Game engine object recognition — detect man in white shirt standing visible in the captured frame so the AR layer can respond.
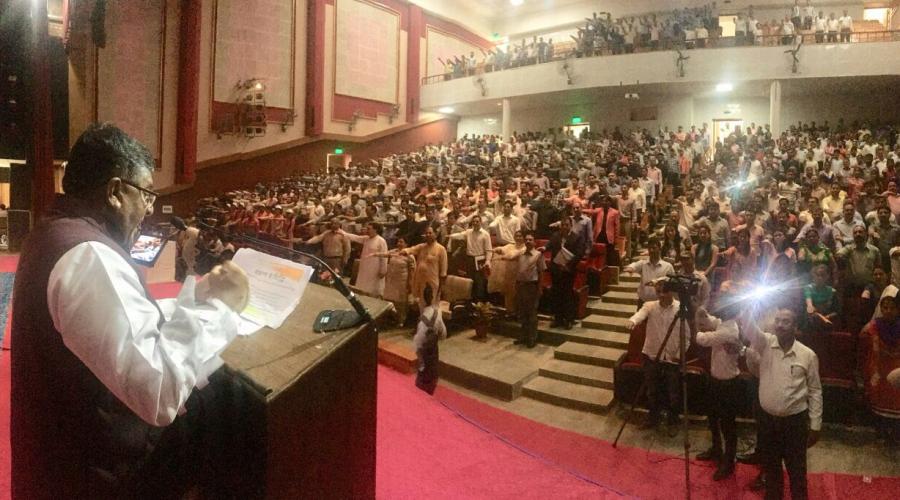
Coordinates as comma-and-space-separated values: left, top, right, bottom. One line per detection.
489, 200, 522, 246
12, 124, 250, 497
449, 214, 492, 300
627, 281, 690, 433
826, 12, 840, 42
623, 237, 675, 309
693, 301, 742, 481
838, 9, 853, 42
741, 306, 823, 500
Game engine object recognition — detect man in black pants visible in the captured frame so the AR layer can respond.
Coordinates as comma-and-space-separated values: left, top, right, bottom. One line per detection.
514, 232, 546, 347
741, 308, 823, 500
627, 281, 690, 434
693, 299, 743, 480
547, 217, 584, 329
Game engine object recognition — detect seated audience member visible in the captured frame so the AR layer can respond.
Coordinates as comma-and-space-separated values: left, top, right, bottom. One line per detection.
660, 222, 685, 263
691, 224, 719, 280
862, 266, 890, 319
802, 264, 839, 354
796, 227, 835, 284
860, 291, 900, 442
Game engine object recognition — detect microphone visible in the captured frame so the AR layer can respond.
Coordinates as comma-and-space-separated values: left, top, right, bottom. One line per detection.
195, 220, 373, 328
171, 216, 188, 232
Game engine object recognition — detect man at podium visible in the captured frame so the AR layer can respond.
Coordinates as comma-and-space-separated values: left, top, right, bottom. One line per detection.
11, 123, 251, 497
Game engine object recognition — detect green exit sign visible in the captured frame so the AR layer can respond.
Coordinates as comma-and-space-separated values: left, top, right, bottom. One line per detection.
571, 116, 583, 124
334, 148, 344, 154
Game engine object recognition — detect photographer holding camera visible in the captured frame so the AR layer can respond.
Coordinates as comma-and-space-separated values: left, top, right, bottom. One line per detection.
626, 278, 692, 434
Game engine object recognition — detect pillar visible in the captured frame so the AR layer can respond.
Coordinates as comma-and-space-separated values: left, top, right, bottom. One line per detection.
501, 98, 511, 140
175, 0, 201, 185
769, 80, 782, 136
27, 0, 56, 217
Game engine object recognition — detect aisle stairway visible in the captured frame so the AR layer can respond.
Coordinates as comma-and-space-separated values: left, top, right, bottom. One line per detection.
520, 272, 640, 412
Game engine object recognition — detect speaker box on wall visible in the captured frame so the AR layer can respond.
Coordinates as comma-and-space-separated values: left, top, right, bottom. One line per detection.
9, 161, 32, 210
7, 209, 32, 252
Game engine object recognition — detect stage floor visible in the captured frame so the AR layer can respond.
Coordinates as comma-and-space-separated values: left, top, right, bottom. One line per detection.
378, 326, 900, 480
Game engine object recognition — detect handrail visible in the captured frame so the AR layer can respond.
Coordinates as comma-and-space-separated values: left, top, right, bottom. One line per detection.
421, 29, 900, 86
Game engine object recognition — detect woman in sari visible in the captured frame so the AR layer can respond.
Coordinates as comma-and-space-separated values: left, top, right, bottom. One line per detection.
489, 230, 526, 315
722, 227, 760, 284
861, 291, 900, 442
378, 237, 416, 327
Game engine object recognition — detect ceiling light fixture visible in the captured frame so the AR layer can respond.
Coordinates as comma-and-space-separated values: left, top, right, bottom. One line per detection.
715, 82, 734, 92
438, 106, 455, 114
510, 0, 524, 6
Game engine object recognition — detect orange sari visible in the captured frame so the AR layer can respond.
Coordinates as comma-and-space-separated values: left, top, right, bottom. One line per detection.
861, 320, 900, 418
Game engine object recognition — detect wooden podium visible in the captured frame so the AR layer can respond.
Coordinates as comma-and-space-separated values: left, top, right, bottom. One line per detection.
219, 283, 391, 499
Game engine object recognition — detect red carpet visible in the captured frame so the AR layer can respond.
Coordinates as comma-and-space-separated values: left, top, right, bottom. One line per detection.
1, 266, 898, 498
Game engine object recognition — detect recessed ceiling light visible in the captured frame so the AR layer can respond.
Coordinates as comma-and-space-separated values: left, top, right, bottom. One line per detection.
510, 0, 524, 6
438, 106, 455, 114
715, 83, 734, 92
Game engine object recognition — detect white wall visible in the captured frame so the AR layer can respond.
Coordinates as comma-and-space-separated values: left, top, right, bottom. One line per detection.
458, 115, 503, 137
422, 41, 900, 109
456, 92, 899, 138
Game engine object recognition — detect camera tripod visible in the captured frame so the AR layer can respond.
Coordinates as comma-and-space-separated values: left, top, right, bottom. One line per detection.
613, 295, 695, 500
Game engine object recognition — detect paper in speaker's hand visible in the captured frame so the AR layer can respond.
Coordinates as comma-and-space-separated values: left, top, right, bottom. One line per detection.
231, 248, 314, 331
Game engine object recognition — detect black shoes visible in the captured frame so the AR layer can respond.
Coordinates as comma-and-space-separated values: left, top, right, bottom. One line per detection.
513, 339, 525, 345
696, 448, 721, 462
713, 463, 735, 481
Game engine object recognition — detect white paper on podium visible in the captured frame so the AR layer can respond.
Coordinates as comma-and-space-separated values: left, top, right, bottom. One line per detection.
231, 248, 314, 333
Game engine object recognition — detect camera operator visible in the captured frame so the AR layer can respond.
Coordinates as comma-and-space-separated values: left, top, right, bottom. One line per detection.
692, 298, 743, 481
626, 279, 691, 434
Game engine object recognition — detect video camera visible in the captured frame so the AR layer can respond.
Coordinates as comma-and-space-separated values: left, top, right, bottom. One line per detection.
661, 273, 701, 297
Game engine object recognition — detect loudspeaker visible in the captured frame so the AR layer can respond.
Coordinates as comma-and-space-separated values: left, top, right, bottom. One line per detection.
7, 209, 32, 251
9, 161, 31, 210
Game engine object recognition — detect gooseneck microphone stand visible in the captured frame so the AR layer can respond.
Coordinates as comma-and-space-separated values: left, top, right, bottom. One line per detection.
196, 220, 373, 327
612, 294, 694, 500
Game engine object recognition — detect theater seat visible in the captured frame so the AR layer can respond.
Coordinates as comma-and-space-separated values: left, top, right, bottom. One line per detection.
439, 275, 473, 325
821, 330, 856, 424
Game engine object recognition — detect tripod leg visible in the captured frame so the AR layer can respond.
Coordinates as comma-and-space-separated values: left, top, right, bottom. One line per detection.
613, 313, 682, 448
680, 319, 692, 500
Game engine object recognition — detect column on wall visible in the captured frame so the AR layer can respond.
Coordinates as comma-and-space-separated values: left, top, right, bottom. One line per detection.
306, 0, 326, 136
175, 0, 201, 185
501, 98, 511, 140
407, 4, 423, 124
769, 80, 782, 136
29, 0, 56, 216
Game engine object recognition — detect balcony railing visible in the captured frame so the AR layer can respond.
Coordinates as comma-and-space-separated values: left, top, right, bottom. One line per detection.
421, 29, 900, 86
